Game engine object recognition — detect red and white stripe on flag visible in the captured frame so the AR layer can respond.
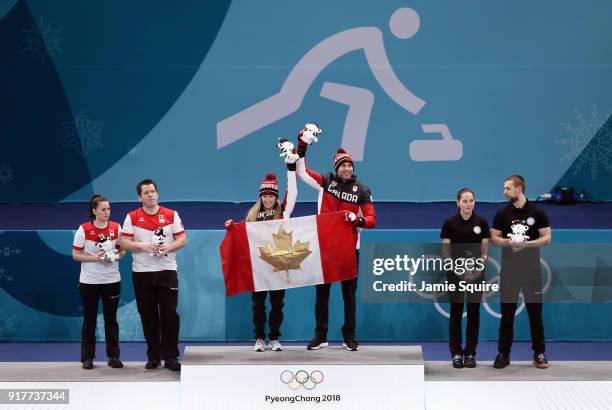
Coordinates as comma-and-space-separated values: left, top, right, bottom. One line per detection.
220, 212, 357, 296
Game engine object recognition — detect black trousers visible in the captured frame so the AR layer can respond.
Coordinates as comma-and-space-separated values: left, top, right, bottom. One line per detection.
79, 281, 121, 362
448, 289, 482, 357
251, 290, 285, 340
133, 270, 180, 361
314, 250, 359, 341
498, 271, 545, 355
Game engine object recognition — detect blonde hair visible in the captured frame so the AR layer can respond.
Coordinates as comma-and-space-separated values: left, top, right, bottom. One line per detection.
245, 198, 283, 222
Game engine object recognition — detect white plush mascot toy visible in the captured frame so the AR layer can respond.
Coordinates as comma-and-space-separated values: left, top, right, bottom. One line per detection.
96, 234, 118, 263
507, 223, 530, 244
298, 123, 322, 145
151, 228, 167, 257
276, 138, 299, 164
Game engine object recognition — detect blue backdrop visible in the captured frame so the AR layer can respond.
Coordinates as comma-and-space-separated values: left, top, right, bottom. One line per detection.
1, 0, 611, 202
1, 229, 611, 342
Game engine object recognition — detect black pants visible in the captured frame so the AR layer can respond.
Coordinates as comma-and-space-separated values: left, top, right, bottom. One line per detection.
498, 272, 545, 355
251, 290, 285, 340
79, 281, 121, 362
448, 287, 482, 357
314, 250, 359, 341
133, 270, 180, 361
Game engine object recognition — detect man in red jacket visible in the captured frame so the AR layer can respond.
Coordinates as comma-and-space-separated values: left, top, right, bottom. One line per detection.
296, 124, 376, 351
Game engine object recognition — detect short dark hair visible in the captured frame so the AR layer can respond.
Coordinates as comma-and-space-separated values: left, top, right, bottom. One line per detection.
89, 194, 109, 219
505, 175, 526, 192
456, 188, 475, 201
136, 179, 158, 196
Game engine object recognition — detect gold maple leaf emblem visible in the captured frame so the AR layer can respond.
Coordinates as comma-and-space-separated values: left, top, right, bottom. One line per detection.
259, 225, 312, 284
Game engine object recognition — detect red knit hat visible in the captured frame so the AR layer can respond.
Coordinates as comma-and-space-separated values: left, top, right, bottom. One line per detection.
259, 173, 279, 197
333, 148, 354, 172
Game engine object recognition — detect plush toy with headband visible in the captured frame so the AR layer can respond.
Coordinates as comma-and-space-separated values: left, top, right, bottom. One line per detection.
277, 138, 299, 164
298, 123, 322, 145
507, 223, 530, 244
151, 228, 168, 257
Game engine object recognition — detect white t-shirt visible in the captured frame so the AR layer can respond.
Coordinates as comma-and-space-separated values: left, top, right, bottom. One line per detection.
72, 221, 122, 284
122, 206, 185, 272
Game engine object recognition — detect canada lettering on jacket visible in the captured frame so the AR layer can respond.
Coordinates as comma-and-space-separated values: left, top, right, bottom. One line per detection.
327, 185, 358, 203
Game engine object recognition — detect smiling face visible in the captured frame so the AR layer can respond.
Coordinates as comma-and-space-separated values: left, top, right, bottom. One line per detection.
261, 195, 277, 210
337, 162, 354, 181
139, 184, 159, 209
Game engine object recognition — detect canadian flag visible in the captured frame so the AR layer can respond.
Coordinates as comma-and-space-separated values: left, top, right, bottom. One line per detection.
220, 212, 357, 296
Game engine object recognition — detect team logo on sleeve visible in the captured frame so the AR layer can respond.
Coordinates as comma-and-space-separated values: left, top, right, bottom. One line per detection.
473, 226, 482, 234
526, 217, 535, 226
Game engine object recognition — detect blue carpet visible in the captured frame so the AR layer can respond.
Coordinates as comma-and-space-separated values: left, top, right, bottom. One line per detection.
1, 341, 611, 362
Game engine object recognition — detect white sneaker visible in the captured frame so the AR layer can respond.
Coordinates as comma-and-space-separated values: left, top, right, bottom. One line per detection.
253, 339, 265, 352
269, 340, 283, 351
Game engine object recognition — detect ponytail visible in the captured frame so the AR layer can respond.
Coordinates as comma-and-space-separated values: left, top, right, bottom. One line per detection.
89, 194, 109, 219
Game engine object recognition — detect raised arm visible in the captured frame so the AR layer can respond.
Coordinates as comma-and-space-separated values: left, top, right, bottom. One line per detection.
276, 138, 300, 219
295, 124, 324, 190
282, 168, 298, 218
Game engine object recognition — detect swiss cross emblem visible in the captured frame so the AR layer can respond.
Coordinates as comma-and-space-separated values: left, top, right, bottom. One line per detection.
158, 214, 166, 223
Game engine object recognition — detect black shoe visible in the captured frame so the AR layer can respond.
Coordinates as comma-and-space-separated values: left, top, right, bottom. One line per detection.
145, 360, 161, 370
452, 355, 464, 369
82, 359, 94, 370
107, 357, 123, 368
342, 339, 359, 351
493, 353, 510, 369
463, 354, 477, 368
164, 359, 181, 372
307, 335, 328, 350
533, 352, 549, 369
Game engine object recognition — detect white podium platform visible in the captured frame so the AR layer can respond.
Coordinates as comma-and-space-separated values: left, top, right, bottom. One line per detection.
2, 354, 612, 409
180, 345, 425, 410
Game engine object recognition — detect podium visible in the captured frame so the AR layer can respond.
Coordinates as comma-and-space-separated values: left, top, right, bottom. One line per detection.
181, 345, 424, 410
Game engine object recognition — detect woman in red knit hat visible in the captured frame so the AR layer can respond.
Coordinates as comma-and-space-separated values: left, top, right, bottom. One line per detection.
226, 140, 298, 352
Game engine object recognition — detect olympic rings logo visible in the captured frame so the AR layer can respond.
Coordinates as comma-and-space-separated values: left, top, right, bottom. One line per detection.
409, 255, 552, 319
280, 370, 324, 390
